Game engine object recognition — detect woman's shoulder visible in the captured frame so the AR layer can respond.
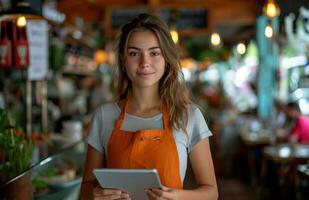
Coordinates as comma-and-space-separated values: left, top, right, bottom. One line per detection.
187, 103, 202, 115
104, 101, 120, 110
94, 101, 121, 116
187, 103, 208, 125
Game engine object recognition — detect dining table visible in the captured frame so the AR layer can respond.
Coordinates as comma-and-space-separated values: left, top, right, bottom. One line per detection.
298, 164, 309, 180
262, 143, 309, 199
239, 130, 271, 188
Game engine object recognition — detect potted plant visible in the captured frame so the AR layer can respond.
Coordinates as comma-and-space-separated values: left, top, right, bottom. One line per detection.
0, 108, 34, 199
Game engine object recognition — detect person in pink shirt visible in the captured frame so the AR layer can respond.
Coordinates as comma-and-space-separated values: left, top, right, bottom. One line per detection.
285, 102, 309, 143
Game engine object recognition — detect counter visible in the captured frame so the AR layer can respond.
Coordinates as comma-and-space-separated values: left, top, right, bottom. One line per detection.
0, 140, 86, 199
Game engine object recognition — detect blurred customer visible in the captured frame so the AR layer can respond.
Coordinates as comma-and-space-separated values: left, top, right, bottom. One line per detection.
277, 102, 309, 143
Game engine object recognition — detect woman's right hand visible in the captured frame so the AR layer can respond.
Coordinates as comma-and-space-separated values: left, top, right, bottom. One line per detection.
93, 186, 131, 200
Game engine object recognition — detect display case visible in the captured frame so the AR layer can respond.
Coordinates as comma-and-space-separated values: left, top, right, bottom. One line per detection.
0, 140, 86, 200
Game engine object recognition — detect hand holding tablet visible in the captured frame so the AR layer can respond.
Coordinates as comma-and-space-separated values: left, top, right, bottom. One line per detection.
93, 169, 162, 200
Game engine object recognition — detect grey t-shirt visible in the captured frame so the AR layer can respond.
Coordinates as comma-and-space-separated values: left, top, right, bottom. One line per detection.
87, 102, 212, 182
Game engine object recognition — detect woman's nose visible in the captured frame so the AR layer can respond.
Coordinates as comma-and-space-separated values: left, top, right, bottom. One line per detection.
140, 54, 150, 68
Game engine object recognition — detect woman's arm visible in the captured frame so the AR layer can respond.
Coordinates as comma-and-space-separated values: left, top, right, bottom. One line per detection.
183, 138, 218, 199
80, 145, 105, 199
147, 138, 218, 200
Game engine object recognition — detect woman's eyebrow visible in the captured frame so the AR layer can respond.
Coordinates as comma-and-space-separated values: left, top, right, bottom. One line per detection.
127, 47, 139, 50
127, 46, 160, 50
148, 47, 160, 50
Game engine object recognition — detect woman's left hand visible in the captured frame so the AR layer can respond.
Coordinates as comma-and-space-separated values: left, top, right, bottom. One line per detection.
145, 186, 180, 200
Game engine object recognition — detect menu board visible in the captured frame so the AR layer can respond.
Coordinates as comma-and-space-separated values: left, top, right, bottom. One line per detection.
159, 8, 208, 29
111, 8, 148, 28
26, 20, 48, 81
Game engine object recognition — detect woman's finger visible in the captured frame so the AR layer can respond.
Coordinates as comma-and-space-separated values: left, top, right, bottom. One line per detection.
93, 193, 130, 200
145, 189, 161, 200
150, 189, 164, 197
93, 187, 122, 196
151, 188, 177, 200
93, 186, 131, 199
161, 186, 172, 192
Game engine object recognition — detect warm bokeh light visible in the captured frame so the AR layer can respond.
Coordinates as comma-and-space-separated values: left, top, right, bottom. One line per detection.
210, 32, 221, 47
180, 58, 195, 69
263, 0, 280, 19
17, 16, 27, 27
265, 25, 273, 38
94, 49, 107, 64
237, 43, 246, 55
170, 29, 179, 44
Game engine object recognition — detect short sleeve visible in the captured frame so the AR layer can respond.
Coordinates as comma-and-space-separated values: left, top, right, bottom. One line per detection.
86, 107, 104, 153
188, 106, 212, 153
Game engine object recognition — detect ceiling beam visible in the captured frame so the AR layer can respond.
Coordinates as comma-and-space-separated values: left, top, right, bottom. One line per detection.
58, 0, 90, 11
57, 0, 260, 39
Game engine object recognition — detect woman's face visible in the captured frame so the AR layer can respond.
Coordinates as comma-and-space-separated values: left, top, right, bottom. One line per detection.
124, 30, 165, 90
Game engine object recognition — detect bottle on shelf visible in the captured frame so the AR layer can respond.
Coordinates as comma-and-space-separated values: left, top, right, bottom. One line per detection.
0, 21, 12, 68
12, 23, 29, 68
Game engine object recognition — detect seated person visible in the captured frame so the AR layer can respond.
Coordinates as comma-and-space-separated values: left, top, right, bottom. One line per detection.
277, 102, 309, 143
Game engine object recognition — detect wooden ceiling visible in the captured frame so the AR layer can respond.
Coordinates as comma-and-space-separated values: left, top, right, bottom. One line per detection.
57, 0, 262, 43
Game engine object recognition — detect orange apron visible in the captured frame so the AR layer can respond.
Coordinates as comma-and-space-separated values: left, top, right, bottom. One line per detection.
107, 99, 182, 189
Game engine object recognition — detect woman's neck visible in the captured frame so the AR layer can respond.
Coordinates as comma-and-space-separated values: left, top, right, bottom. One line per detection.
127, 88, 161, 117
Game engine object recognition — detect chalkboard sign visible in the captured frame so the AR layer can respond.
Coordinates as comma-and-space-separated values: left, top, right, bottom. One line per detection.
111, 8, 208, 30
159, 8, 208, 29
111, 7, 148, 28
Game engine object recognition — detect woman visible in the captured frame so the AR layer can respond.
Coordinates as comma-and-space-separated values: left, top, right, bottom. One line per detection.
80, 13, 218, 200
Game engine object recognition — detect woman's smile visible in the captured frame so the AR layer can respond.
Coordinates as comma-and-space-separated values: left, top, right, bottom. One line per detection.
136, 71, 155, 77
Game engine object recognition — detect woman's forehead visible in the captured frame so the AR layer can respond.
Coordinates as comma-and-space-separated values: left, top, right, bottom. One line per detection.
126, 31, 160, 49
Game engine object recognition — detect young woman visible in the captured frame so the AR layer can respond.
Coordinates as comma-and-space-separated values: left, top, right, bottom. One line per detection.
80, 13, 218, 200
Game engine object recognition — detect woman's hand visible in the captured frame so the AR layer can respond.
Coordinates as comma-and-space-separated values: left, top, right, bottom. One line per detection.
93, 186, 131, 200
145, 186, 180, 200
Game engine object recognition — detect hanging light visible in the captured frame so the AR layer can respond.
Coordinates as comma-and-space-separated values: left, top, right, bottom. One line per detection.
236, 42, 246, 55
17, 16, 27, 27
265, 25, 273, 38
210, 32, 221, 47
170, 28, 179, 44
263, 0, 280, 19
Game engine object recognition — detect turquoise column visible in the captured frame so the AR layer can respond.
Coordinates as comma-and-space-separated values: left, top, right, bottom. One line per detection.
257, 15, 279, 120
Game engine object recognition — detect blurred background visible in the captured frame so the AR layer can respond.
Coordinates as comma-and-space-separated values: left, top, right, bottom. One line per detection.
1, 0, 309, 199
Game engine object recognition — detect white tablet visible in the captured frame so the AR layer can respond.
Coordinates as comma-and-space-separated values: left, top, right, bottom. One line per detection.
93, 168, 162, 200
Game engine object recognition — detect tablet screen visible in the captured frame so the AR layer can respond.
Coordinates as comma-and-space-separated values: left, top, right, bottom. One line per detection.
93, 168, 162, 199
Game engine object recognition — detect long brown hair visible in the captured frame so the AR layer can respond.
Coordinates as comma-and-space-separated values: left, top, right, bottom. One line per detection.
115, 13, 191, 132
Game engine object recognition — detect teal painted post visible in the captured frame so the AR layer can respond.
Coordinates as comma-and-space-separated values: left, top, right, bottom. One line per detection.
257, 15, 279, 121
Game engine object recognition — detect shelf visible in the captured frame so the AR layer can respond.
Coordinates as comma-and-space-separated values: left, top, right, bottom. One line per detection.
61, 68, 96, 76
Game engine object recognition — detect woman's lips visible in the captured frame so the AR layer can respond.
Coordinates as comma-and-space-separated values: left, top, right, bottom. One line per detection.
137, 72, 155, 76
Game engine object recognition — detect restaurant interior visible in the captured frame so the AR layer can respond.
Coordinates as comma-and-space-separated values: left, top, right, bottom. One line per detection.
0, 0, 309, 199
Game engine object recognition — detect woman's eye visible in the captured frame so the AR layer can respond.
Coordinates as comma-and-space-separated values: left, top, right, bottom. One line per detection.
128, 51, 139, 57
150, 51, 161, 56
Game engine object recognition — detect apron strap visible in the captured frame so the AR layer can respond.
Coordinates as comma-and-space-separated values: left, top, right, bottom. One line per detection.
162, 102, 172, 131
115, 97, 172, 132
114, 98, 129, 130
